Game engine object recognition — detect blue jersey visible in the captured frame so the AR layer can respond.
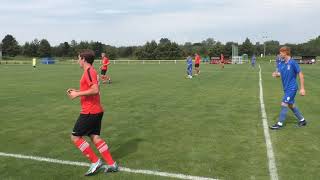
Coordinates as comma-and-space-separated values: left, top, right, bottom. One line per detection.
251, 56, 256, 63
277, 59, 301, 91
187, 57, 193, 67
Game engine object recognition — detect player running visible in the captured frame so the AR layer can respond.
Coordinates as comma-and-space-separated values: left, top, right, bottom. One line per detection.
186, 56, 193, 79
67, 49, 118, 175
194, 53, 201, 75
270, 46, 307, 130
220, 54, 225, 69
100, 53, 112, 84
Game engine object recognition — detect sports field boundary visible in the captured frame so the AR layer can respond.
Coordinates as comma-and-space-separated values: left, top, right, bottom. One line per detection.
0, 152, 218, 180
258, 65, 279, 180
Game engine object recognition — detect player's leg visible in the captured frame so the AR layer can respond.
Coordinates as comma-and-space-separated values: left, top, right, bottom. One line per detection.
101, 70, 107, 83
71, 114, 103, 176
89, 113, 118, 173
187, 66, 192, 78
270, 101, 289, 130
195, 64, 199, 75
288, 104, 307, 127
271, 90, 300, 130
91, 135, 118, 173
105, 71, 112, 84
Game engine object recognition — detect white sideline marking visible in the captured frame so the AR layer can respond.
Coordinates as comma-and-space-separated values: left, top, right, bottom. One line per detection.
0, 152, 218, 180
258, 65, 279, 180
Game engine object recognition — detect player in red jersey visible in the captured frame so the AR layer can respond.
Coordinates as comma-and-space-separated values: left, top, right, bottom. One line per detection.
67, 49, 118, 176
100, 53, 112, 84
194, 53, 201, 75
220, 54, 225, 69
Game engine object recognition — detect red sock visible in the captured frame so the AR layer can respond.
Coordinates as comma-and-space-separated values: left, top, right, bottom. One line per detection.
74, 138, 99, 163
95, 140, 115, 165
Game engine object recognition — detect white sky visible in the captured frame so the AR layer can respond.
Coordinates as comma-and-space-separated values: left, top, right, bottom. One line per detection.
0, 0, 320, 46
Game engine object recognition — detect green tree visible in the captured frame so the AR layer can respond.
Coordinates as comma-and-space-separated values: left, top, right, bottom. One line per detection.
105, 45, 118, 59
240, 38, 254, 56
224, 42, 235, 56
91, 41, 104, 58
209, 42, 225, 57
38, 39, 51, 57
62, 42, 70, 57
30, 39, 40, 57
1, 34, 20, 57
265, 40, 280, 55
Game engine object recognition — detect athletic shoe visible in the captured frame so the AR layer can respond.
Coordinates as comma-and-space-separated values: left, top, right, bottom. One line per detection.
84, 159, 104, 176
270, 123, 283, 130
297, 120, 307, 127
104, 162, 119, 174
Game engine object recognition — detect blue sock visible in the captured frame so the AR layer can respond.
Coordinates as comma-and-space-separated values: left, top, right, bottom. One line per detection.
291, 107, 304, 121
278, 106, 289, 125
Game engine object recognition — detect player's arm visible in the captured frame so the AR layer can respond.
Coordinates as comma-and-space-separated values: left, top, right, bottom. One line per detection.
101, 61, 111, 68
68, 84, 99, 99
298, 72, 305, 96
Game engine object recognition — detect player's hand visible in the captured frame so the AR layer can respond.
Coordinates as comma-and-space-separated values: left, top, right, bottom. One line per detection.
68, 90, 79, 99
299, 88, 306, 96
67, 88, 78, 99
67, 88, 76, 94
272, 72, 280, 78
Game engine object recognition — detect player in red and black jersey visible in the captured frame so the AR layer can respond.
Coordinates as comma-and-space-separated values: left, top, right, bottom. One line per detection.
67, 49, 118, 176
100, 53, 112, 84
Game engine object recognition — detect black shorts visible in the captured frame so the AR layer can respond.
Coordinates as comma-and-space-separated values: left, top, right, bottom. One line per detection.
101, 70, 107, 75
72, 112, 103, 136
195, 64, 200, 68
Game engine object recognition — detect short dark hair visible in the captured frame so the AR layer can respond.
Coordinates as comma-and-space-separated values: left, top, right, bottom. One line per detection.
79, 49, 95, 65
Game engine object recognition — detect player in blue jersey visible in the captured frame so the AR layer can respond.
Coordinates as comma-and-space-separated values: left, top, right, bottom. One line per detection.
270, 46, 307, 130
186, 56, 193, 79
251, 55, 256, 68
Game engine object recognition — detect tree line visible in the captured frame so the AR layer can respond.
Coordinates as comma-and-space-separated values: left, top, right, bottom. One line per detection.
1, 34, 320, 60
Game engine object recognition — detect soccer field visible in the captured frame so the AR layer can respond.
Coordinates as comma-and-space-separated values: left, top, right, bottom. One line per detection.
0, 62, 319, 180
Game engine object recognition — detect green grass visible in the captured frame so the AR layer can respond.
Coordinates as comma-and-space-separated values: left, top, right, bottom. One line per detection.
0, 62, 319, 180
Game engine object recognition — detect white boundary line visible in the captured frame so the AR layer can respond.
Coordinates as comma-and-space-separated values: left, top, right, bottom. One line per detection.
0, 152, 218, 180
258, 65, 279, 180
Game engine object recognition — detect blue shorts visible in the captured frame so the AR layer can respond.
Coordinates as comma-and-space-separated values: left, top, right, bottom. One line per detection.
282, 90, 297, 104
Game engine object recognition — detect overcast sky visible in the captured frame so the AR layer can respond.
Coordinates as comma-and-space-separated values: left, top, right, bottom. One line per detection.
1, 0, 320, 46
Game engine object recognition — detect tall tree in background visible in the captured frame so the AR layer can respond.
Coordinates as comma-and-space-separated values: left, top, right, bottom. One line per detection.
240, 38, 254, 55
92, 41, 104, 58
1, 34, 20, 57
265, 40, 280, 55
38, 39, 51, 57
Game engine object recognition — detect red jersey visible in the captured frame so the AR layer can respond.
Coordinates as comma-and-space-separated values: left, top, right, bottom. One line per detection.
101, 57, 110, 70
195, 55, 201, 64
220, 54, 224, 63
80, 66, 103, 114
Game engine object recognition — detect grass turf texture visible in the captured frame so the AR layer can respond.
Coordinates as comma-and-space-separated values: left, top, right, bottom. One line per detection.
0, 62, 319, 180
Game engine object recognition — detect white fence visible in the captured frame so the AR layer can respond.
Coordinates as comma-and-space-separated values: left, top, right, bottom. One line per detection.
0, 59, 188, 65
52, 60, 187, 65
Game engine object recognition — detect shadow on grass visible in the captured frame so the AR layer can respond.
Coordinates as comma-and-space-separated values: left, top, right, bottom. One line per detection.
112, 138, 144, 159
